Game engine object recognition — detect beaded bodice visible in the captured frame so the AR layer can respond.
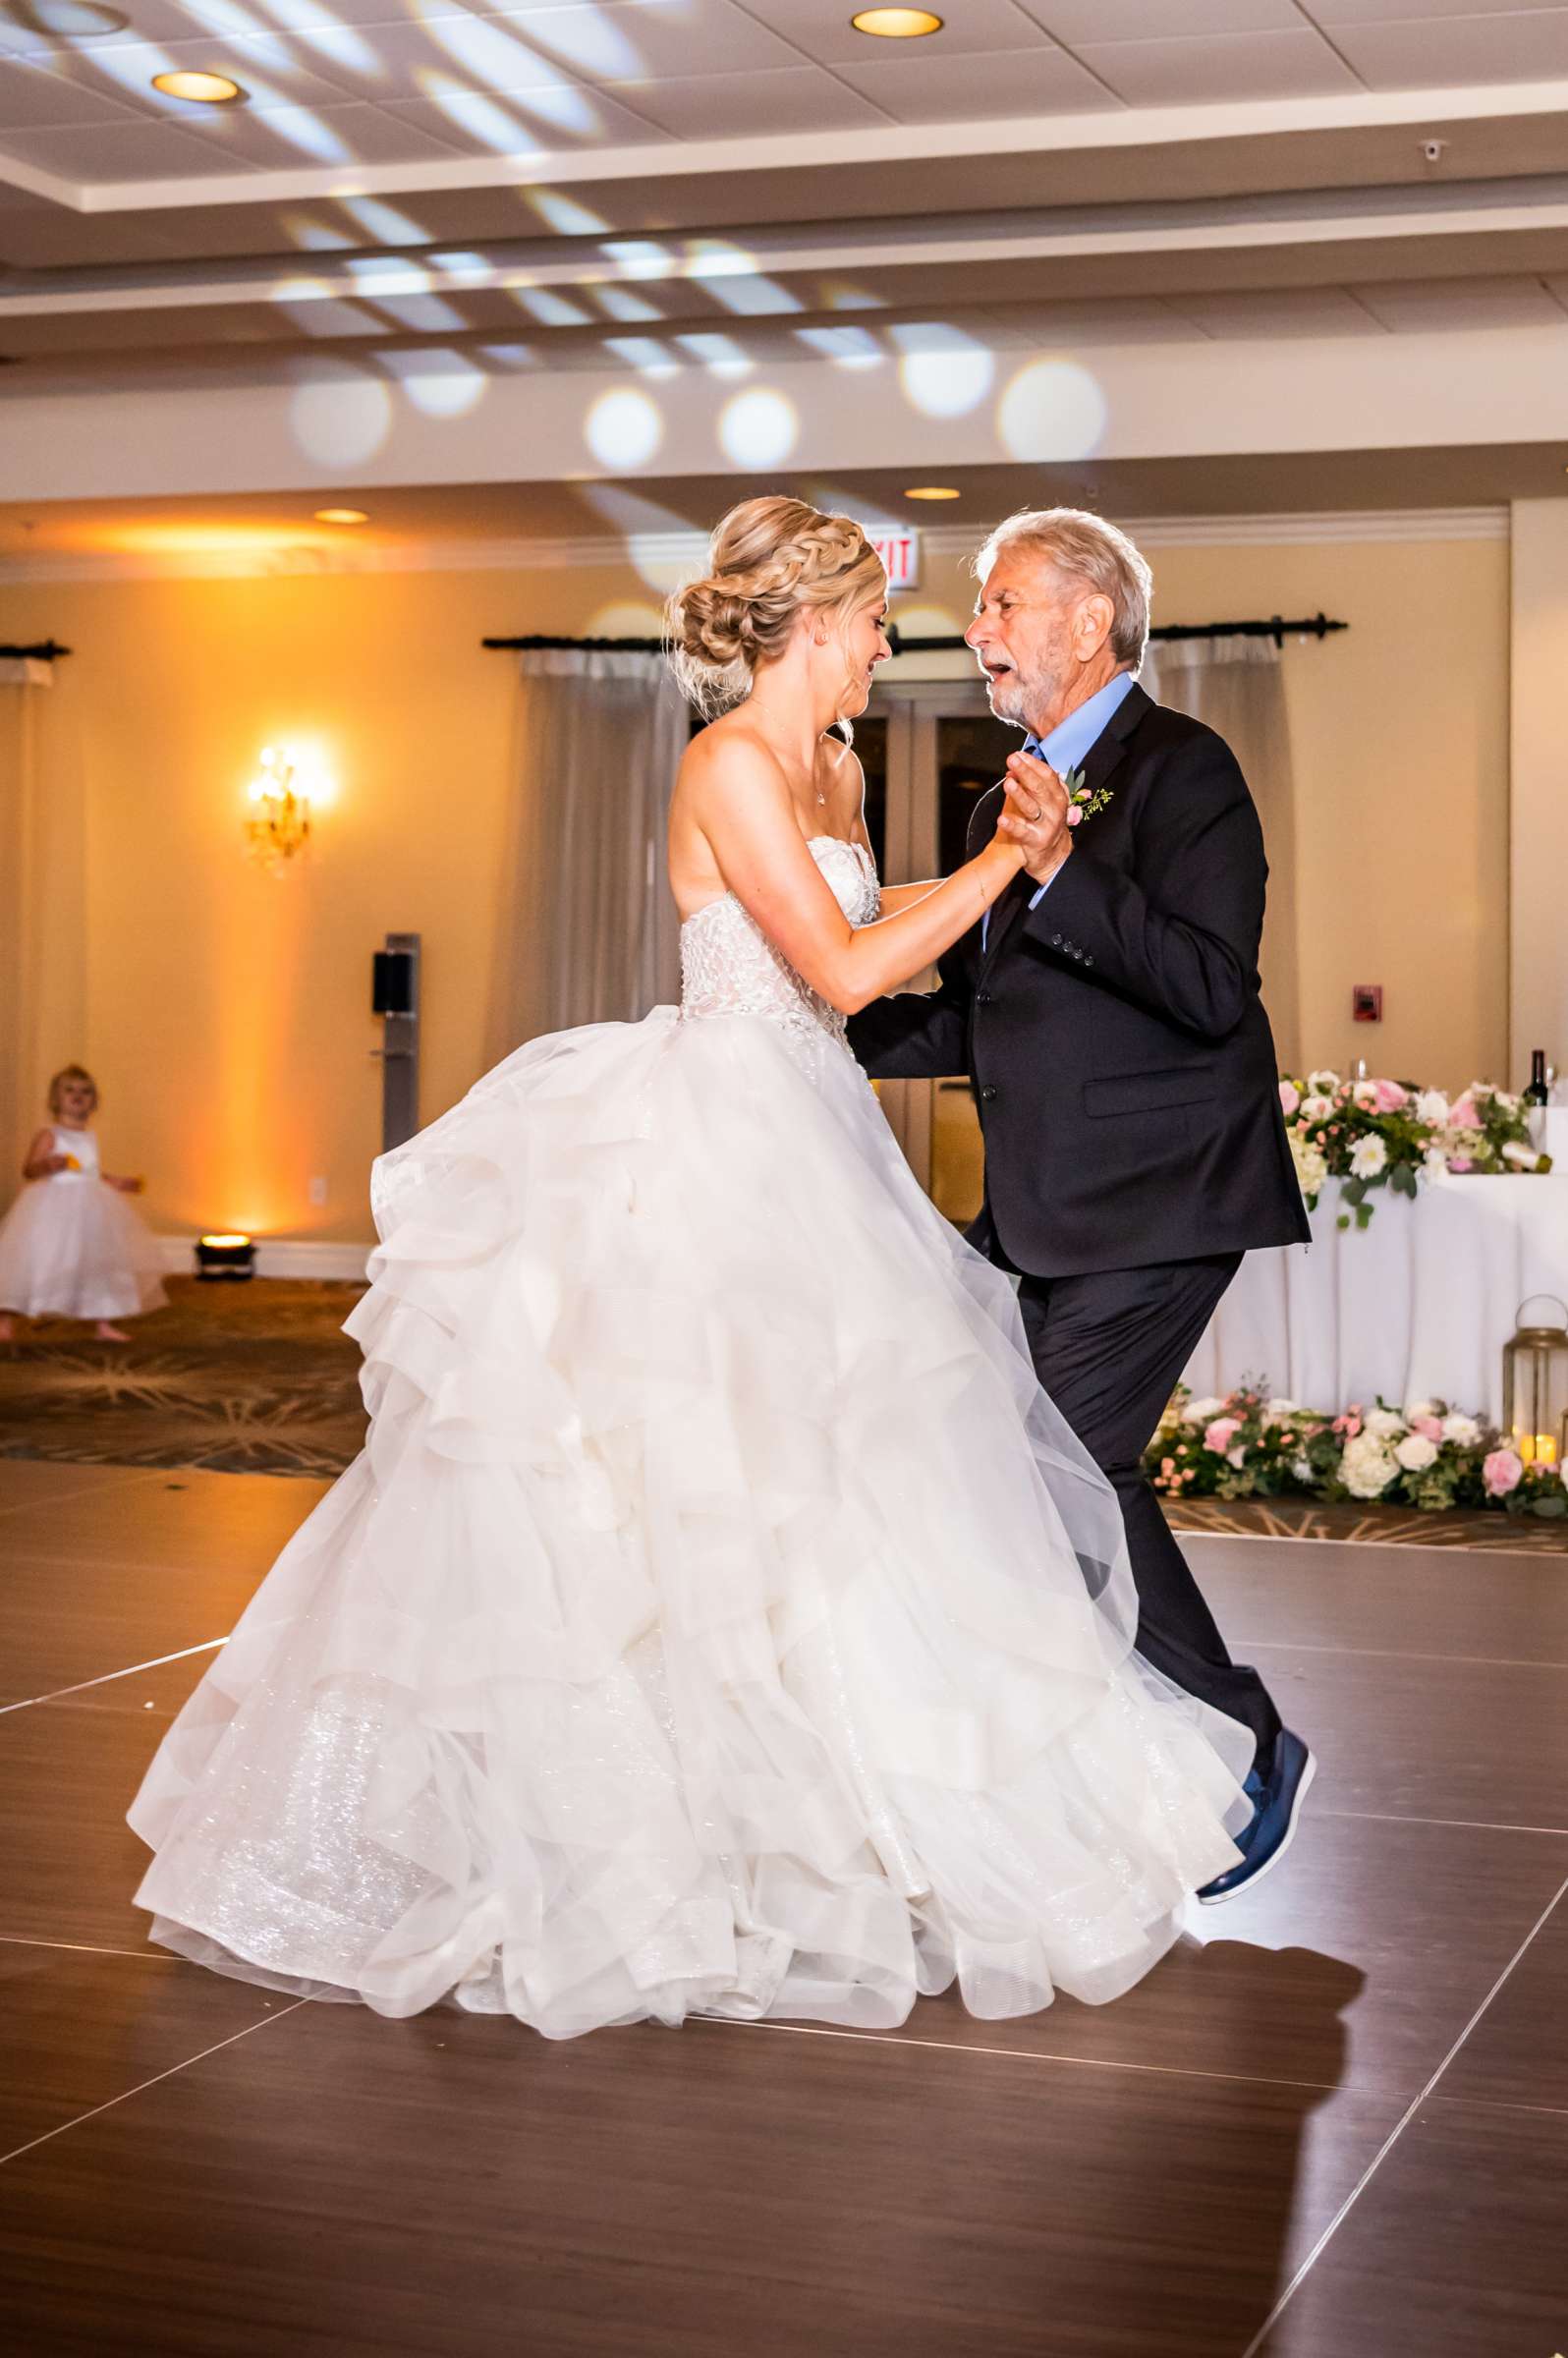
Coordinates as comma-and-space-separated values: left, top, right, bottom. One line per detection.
679, 836, 879, 1068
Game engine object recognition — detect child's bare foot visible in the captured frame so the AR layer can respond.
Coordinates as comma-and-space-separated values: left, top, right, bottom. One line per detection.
93, 1321, 132, 1343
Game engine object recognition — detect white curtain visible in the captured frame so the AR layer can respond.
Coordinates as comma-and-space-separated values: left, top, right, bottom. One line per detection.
0, 659, 83, 1213
1145, 636, 1302, 1072
485, 648, 689, 1063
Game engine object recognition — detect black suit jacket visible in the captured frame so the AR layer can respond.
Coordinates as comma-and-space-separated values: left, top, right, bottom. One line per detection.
848, 681, 1310, 1278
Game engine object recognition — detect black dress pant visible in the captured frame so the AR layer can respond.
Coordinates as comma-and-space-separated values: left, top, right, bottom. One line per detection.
1016, 1252, 1283, 1774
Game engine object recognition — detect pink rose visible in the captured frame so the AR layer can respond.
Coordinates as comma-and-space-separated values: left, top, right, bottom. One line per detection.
1278, 1079, 1301, 1117
1333, 1411, 1363, 1438
1373, 1079, 1409, 1113
1204, 1417, 1242, 1453
1448, 1094, 1479, 1130
1065, 804, 1083, 828
1412, 1415, 1443, 1442
1484, 1448, 1524, 1497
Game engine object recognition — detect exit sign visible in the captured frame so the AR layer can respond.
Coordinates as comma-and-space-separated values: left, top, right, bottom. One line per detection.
867, 528, 920, 591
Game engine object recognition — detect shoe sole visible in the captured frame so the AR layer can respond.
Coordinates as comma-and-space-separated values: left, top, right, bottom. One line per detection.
1197, 1748, 1317, 1907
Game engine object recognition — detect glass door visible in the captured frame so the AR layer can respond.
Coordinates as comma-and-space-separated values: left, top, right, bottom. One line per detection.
860, 683, 1021, 1221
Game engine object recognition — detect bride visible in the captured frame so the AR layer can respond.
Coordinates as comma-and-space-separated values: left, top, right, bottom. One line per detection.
130, 496, 1251, 2038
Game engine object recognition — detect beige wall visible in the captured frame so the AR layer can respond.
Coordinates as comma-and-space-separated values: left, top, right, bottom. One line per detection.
0, 563, 663, 1242
1509, 501, 1568, 1083
0, 526, 1511, 1246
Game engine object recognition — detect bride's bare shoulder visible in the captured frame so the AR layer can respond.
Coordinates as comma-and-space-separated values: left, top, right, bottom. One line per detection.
679, 713, 790, 809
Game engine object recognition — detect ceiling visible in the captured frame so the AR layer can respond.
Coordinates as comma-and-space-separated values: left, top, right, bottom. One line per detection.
1, 0, 1566, 524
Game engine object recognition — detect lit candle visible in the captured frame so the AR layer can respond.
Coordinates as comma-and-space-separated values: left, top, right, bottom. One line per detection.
1537, 1434, 1557, 1467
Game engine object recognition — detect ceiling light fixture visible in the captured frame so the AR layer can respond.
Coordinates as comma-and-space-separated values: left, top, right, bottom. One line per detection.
0, 1, 129, 37
851, 8, 943, 35
151, 68, 245, 103
904, 484, 961, 501
313, 507, 368, 525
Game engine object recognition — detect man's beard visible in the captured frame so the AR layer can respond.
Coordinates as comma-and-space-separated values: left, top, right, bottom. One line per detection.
987, 655, 1069, 731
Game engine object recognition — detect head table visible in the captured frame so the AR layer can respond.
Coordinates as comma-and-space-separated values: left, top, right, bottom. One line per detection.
1183, 1168, 1568, 1426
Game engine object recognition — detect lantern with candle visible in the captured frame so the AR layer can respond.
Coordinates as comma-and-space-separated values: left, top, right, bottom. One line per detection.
1501, 1296, 1568, 1467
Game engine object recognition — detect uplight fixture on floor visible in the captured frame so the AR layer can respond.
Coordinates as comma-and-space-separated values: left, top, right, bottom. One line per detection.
195, 1233, 255, 1281
245, 746, 310, 870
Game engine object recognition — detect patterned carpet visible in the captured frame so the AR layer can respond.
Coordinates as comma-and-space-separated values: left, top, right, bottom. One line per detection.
4, 1278, 1567, 1551
0, 1277, 367, 1478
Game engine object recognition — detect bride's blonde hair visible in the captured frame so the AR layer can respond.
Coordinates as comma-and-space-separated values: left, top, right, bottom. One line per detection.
664, 495, 886, 719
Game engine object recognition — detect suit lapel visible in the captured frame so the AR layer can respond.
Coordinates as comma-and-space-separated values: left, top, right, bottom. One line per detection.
980, 680, 1151, 977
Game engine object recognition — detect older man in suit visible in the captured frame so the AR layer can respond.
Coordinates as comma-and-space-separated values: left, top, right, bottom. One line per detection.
849, 508, 1313, 1902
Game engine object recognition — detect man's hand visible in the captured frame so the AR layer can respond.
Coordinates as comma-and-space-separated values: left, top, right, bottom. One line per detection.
995, 751, 1072, 887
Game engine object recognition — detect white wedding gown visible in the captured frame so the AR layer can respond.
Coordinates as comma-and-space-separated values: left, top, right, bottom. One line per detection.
130, 836, 1250, 2037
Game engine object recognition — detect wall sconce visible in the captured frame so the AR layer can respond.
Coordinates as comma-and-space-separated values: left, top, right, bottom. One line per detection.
246, 746, 311, 870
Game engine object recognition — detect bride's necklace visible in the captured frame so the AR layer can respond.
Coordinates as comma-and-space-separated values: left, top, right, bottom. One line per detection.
750, 713, 829, 808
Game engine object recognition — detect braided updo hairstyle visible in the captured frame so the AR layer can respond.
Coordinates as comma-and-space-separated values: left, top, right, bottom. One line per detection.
664, 496, 886, 718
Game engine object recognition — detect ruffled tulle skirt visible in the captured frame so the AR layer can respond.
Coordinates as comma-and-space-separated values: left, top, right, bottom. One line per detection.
130, 1010, 1249, 2037
0, 1175, 167, 1320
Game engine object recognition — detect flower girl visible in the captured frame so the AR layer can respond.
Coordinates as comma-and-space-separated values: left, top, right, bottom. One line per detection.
0, 1065, 167, 1342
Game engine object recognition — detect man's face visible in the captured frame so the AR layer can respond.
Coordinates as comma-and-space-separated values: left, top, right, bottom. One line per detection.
965, 555, 1079, 731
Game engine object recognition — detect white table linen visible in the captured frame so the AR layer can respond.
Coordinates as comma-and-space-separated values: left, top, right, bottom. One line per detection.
1184, 1173, 1568, 1423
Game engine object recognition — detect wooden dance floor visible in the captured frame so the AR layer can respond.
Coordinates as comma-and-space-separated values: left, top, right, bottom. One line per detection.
2, 1457, 1565, 2356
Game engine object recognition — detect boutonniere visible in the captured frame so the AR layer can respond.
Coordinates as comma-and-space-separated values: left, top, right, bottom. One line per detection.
1063, 765, 1113, 831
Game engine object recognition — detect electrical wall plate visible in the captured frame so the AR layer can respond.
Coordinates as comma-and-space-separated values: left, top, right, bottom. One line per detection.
1352, 984, 1383, 1023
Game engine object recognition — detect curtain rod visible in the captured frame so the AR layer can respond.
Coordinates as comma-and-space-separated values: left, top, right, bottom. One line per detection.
0, 640, 71, 660
483, 614, 1348, 655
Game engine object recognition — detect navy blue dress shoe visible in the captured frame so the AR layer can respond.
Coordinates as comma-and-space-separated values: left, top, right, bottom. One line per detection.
1197, 1728, 1316, 1905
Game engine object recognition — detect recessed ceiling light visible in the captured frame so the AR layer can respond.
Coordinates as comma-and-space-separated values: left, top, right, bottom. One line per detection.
851, 8, 943, 36
904, 485, 961, 501
313, 507, 369, 525
0, 1, 129, 37
151, 68, 245, 103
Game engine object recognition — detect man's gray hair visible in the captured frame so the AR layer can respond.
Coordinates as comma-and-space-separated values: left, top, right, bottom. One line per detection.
972, 507, 1152, 672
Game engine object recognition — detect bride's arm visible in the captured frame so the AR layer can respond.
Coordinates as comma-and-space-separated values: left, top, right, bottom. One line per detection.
691, 737, 1024, 1017
873, 879, 944, 916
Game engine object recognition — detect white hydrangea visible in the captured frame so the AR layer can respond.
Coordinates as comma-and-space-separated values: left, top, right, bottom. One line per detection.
1183, 1396, 1227, 1424
1395, 1432, 1439, 1472
1415, 1090, 1450, 1127
1365, 1407, 1407, 1437
1300, 1094, 1335, 1124
1352, 1082, 1380, 1111
1349, 1135, 1389, 1179
1226, 1444, 1247, 1469
1263, 1398, 1301, 1425
1341, 1431, 1398, 1498
1290, 1134, 1327, 1199
1290, 1455, 1313, 1482
1307, 1069, 1340, 1094
1441, 1413, 1481, 1445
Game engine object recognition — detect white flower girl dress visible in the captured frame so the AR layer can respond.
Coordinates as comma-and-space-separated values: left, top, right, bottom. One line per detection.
130, 836, 1249, 2038
0, 1124, 166, 1321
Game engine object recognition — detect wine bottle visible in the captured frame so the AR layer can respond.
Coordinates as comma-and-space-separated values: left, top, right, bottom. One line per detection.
1526, 1049, 1549, 1108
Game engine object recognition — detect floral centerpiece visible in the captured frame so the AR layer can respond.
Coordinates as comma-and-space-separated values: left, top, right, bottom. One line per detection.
1278, 1071, 1549, 1229
1149, 1384, 1567, 1517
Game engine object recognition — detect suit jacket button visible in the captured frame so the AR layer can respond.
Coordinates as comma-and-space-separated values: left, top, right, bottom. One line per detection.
980, 1084, 998, 1103
977, 989, 993, 1006
1085, 955, 1094, 968
1050, 933, 1064, 948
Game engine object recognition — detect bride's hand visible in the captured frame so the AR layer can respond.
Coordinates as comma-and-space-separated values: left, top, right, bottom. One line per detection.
996, 757, 1072, 886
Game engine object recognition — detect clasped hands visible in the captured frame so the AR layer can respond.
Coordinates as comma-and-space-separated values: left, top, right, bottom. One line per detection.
993, 748, 1073, 888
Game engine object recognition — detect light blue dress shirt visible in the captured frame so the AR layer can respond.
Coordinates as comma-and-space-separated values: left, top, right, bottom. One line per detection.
981, 667, 1138, 948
